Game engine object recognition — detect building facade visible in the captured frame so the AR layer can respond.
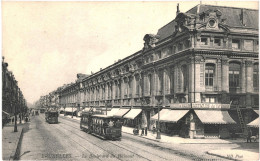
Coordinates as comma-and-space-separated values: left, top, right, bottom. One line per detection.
39, 4, 259, 138
2, 57, 28, 125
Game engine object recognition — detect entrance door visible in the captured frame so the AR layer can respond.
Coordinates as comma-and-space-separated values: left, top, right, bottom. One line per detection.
204, 124, 219, 137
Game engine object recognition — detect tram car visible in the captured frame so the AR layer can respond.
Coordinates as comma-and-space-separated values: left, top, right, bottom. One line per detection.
80, 112, 122, 140
45, 110, 59, 124
40, 108, 46, 113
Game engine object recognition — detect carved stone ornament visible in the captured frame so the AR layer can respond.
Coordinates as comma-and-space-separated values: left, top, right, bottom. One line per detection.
143, 34, 160, 50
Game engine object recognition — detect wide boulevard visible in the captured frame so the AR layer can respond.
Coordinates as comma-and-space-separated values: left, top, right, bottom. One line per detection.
19, 114, 227, 161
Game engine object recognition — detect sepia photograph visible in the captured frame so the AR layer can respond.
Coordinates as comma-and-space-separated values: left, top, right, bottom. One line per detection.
2, 1, 259, 160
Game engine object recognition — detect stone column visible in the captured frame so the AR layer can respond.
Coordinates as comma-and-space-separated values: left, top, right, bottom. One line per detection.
246, 60, 253, 107
217, 58, 222, 91
221, 57, 229, 104
221, 57, 229, 92
241, 60, 246, 93
194, 56, 203, 103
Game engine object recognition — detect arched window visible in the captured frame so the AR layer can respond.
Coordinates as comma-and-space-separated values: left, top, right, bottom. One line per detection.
253, 63, 259, 88
205, 64, 215, 87
229, 62, 241, 88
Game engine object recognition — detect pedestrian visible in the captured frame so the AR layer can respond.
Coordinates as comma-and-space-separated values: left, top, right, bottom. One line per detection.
108, 120, 114, 127
152, 126, 156, 134
247, 128, 252, 143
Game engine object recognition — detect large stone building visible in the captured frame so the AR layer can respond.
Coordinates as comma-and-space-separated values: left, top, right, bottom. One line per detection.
56, 4, 259, 138
2, 57, 28, 125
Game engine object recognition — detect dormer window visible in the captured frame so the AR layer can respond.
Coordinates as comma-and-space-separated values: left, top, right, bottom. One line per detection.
232, 39, 240, 50
201, 37, 208, 45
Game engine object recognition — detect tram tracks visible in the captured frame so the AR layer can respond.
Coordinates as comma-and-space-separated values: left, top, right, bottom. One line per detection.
58, 116, 209, 161
58, 116, 151, 161
58, 116, 187, 161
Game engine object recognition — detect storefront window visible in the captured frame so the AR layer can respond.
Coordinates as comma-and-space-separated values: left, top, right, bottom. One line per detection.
229, 62, 241, 88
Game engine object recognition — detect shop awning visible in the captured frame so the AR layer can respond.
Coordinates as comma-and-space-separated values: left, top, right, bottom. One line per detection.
160, 110, 189, 123
107, 108, 120, 116
151, 109, 171, 120
113, 108, 130, 117
2, 110, 12, 118
247, 117, 259, 128
254, 110, 259, 115
64, 107, 77, 112
82, 108, 90, 112
123, 109, 142, 119
195, 110, 236, 124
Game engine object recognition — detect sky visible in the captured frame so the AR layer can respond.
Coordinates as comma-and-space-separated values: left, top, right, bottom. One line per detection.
2, 1, 259, 104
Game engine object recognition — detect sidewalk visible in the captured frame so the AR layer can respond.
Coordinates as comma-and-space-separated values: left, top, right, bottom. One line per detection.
122, 126, 250, 144
122, 126, 259, 160
2, 122, 26, 160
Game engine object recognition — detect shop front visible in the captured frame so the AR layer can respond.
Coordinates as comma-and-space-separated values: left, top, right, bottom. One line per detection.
191, 110, 236, 138
123, 108, 142, 128
151, 109, 190, 137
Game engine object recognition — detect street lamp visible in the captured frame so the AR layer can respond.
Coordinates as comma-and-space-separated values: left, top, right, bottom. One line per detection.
156, 100, 162, 139
72, 105, 74, 118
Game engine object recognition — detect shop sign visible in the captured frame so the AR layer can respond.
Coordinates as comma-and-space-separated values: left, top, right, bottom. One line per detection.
170, 103, 191, 108
192, 103, 230, 109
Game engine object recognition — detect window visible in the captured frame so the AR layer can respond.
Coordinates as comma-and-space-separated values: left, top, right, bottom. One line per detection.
253, 63, 259, 88
181, 65, 188, 92
201, 37, 208, 45
214, 38, 221, 46
256, 41, 259, 51
229, 62, 241, 87
135, 76, 140, 96
158, 51, 161, 59
205, 96, 216, 103
178, 43, 183, 51
205, 64, 215, 87
173, 46, 176, 54
254, 96, 259, 105
184, 40, 190, 48
232, 39, 240, 49
244, 40, 253, 51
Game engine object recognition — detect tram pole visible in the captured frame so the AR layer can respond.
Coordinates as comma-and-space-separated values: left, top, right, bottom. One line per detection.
156, 101, 162, 139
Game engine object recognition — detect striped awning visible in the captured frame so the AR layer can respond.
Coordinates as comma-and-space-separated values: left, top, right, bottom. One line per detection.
195, 110, 236, 124
160, 110, 189, 123
124, 109, 142, 119
247, 117, 259, 128
113, 108, 130, 117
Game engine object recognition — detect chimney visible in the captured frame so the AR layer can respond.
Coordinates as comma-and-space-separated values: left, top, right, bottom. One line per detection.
176, 3, 180, 15
240, 9, 246, 26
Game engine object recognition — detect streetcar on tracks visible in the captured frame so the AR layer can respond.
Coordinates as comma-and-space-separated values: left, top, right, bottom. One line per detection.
80, 111, 122, 140
45, 110, 59, 124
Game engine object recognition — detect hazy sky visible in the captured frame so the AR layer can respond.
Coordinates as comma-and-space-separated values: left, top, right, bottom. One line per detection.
2, 1, 258, 104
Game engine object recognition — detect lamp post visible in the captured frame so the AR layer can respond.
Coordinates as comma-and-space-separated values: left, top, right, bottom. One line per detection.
156, 101, 162, 139
72, 105, 74, 118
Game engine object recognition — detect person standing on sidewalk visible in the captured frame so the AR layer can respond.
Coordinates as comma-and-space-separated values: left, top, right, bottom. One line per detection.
247, 128, 252, 143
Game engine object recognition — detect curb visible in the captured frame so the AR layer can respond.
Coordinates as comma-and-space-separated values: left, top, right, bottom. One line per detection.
122, 131, 162, 143
206, 151, 237, 161
9, 127, 24, 160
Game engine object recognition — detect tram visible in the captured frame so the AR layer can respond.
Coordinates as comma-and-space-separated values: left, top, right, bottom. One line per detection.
80, 112, 122, 140
40, 108, 46, 113
45, 110, 59, 124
